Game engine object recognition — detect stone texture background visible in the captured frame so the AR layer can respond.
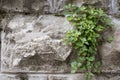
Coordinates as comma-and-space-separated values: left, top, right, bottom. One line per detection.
0, 0, 120, 80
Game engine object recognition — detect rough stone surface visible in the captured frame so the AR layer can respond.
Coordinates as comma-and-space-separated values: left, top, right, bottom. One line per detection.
99, 17, 120, 73
0, 0, 70, 13
0, 73, 120, 80
1, 15, 73, 73
0, 74, 19, 80
0, 0, 120, 80
96, 74, 120, 80
0, 0, 120, 16
48, 74, 85, 80
0, 73, 48, 80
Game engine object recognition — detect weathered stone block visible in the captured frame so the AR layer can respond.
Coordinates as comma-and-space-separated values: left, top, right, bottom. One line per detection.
0, 73, 120, 80
1, 0, 24, 12
0, 73, 48, 80
1, 15, 73, 73
48, 74, 85, 80
0, 74, 19, 80
28, 74, 47, 80
1, 0, 70, 13
97, 74, 120, 80
99, 18, 120, 73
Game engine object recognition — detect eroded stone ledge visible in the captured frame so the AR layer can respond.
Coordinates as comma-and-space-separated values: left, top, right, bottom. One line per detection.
0, 73, 120, 80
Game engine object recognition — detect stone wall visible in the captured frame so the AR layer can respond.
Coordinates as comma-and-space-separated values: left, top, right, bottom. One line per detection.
0, 0, 120, 80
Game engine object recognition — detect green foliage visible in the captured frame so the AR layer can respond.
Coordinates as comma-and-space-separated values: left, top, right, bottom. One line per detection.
107, 36, 114, 43
63, 4, 112, 80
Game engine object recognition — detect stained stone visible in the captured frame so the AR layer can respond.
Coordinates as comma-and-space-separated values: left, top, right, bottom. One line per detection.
0, 74, 19, 80
1, 15, 73, 73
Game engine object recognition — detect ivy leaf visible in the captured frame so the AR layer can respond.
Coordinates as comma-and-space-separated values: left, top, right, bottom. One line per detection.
71, 61, 78, 73
107, 36, 114, 43
85, 72, 94, 80
80, 6, 86, 11
88, 57, 95, 61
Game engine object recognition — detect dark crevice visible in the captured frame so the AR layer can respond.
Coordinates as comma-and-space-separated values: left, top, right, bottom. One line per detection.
16, 73, 28, 80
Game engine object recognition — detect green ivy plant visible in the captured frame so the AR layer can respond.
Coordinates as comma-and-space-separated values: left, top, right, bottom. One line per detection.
63, 4, 112, 80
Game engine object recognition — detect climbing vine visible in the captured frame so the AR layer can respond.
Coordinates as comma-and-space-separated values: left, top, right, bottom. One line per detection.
63, 4, 112, 80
